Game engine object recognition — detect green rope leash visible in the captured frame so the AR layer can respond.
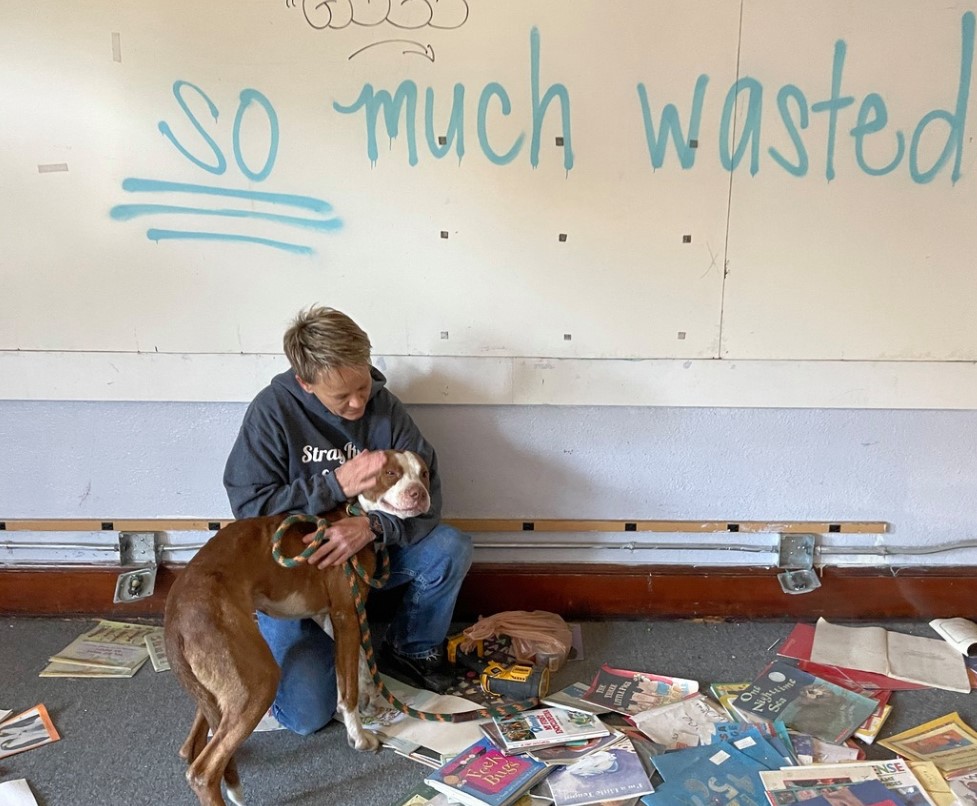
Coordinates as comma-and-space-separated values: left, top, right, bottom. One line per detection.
271, 513, 539, 723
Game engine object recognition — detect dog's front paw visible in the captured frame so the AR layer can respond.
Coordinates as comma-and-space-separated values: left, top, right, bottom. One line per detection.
350, 731, 381, 753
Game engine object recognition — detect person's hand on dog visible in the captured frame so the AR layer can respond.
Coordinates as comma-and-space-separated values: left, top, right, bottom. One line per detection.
334, 450, 386, 498
305, 516, 374, 568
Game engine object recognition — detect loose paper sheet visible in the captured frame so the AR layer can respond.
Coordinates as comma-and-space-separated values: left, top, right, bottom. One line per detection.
0, 780, 40, 806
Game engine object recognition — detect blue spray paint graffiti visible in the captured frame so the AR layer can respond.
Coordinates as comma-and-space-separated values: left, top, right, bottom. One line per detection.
112, 83, 342, 255
112, 14, 974, 255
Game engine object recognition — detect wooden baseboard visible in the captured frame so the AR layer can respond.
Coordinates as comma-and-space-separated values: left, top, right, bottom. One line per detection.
2, 564, 976, 620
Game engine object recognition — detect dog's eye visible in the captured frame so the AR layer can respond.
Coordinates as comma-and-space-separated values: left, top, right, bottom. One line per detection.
385, 469, 397, 476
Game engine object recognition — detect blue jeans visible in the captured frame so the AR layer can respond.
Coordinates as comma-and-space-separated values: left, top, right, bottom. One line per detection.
256, 523, 472, 735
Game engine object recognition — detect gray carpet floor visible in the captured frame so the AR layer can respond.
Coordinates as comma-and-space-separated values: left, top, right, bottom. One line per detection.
2, 617, 975, 806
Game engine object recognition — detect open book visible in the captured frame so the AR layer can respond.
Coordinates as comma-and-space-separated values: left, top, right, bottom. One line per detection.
810, 618, 970, 693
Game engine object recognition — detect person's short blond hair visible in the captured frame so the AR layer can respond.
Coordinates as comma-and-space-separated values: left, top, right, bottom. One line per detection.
283, 305, 371, 384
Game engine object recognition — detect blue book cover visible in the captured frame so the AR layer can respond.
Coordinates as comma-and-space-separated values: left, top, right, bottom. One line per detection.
734, 661, 878, 743
424, 736, 549, 806
646, 742, 768, 806
546, 736, 654, 806
728, 727, 792, 770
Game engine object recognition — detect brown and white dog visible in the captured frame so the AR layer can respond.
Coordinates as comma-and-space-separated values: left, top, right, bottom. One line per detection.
164, 450, 431, 806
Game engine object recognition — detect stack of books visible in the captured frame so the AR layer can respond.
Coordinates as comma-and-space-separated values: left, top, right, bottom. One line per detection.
39, 619, 166, 678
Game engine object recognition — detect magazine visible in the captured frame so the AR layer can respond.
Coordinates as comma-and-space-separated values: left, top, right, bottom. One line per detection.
423, 736, 551, 806
947, 769, 977, 806
545, 736, 654, 806
877, 712, 977, 775
491, 707, 609, 752
0, 705, 61, 760
45, 619, 156, 673
759, 758, 937, 806
734, 661, 878, 742
582, 664, 698, 716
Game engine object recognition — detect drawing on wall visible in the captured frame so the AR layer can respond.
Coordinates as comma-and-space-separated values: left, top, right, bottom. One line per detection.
110, 82, 342, 256
288, 0, 469, 33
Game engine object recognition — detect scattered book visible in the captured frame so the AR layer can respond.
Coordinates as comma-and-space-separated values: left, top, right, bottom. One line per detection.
0, 705, 61, 760
630, 692, 727, 749
528, 730, 624, 766
40, 619, 159, 677
878, 712, 977, 775
854, 690, 893, 744
490, 707, 609, 753
810, 618, 970, 694
424, 736, 550, 806
760, 757, 938, 806
778, 623, 923, 691
908, 762, 957, 806
644, 741, 766, 806
544, 736, 654, 806
581, 664, 697, 715
947, 769, 977, 806
542, 682, 612, 715
793, 780, 909, 806
145, 630, 170, 672
734, 660, 878, 742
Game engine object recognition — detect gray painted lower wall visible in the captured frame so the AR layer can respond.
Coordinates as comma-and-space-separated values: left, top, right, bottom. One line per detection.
1, 401, 975, 566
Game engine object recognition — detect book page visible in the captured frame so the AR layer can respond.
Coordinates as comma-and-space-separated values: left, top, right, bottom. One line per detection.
930, 618, 977, 657
885, 631, 970, 693
809, 618, 890, 675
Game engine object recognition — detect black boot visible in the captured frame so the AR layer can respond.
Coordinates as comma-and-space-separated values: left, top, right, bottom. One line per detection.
378, 643, 455, 694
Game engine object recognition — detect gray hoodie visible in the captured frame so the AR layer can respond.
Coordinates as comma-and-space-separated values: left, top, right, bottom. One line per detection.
223, 367, 440, 547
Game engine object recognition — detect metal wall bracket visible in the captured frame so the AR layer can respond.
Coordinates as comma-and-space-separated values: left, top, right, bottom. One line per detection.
776, 532, 821, 595
114, 531, 161, 603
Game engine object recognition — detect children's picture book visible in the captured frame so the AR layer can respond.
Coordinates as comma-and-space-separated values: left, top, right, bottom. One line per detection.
648, 741, 767, 806
491, 707, 609, 752
545, 736, 654, 806
582, 664, 698, 716
728, 729, 792, 771
734, 661, 878, 742
542, 682, 613, 715
787, 780, 908, 806
630, 693, 727, 749
0, 705, 61, 760
759, 758, 937, 806
810, 619, 970, 694
423, 736, 551, 806
877, 712, 977, 775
